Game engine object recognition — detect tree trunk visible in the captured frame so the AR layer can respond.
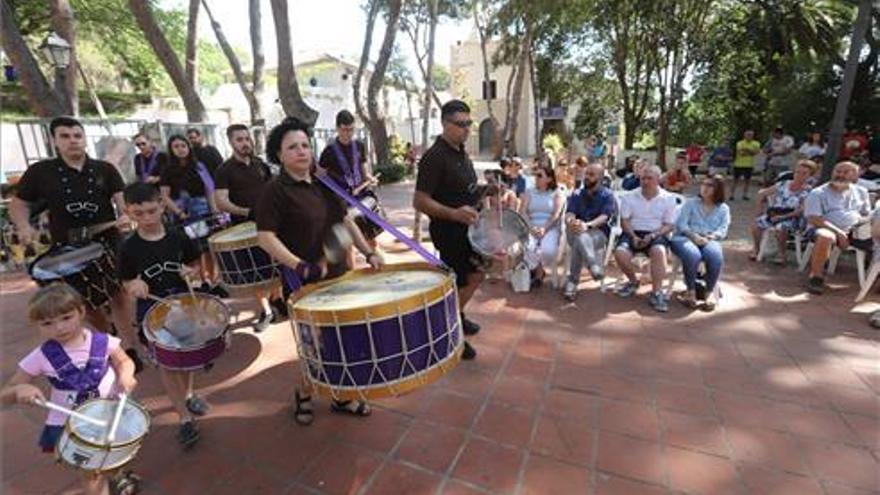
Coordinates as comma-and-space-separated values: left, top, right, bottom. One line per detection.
822, 0, 872, 182
269, 0, 317, 125
50, 0, 77, 115
420, 0, 438, 152
528, 47, 540, 157
185, 0, 200, 89
129, 0, 207, 122
501, 63, 518, 156
506, 25, 531, 157
249, 0, 265, 152
474, 3, 501, 157
0, 0, 65, 117
354, 0, 381, 125
202, 1, 259, 122
367, 0, 402, 168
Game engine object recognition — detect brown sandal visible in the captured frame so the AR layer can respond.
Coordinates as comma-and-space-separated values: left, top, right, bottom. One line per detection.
674, 292, 700, 309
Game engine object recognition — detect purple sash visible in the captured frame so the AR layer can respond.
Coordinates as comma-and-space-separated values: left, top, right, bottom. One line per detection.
42, 332, 109, 405
139, 150, 160, 181
330, 140, 363, 190
195, 161, 216, 198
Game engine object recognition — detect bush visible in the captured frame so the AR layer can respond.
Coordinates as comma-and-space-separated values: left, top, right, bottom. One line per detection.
542, 133, 565, 155
375, 159, 407, 184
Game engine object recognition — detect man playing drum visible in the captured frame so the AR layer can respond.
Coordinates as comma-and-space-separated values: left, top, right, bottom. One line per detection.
255, 117, 384, 425
413, 99, 483, 361
213, 124, 285, 332
10, 116, 143, 372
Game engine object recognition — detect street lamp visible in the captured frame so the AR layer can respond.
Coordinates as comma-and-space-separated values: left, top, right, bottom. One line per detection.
39, 31, 71, 69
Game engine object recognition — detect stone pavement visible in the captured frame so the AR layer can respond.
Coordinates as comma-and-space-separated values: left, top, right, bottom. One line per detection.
1, 177, 879, 495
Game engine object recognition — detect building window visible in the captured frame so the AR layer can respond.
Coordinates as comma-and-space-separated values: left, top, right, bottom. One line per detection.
482, 80, 497, 100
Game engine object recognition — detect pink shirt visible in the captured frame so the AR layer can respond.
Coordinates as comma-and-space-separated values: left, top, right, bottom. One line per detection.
18, 329, 120, 426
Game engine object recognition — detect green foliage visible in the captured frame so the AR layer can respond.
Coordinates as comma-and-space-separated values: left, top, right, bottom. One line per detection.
432, 64, 451, 91
542, 133, 565, 154
0, 82, 150, 117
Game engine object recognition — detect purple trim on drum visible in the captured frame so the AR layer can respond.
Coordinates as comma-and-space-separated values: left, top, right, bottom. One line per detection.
215, 245, 279, 287
148, 336, 226, 371
297, 291, 461, 388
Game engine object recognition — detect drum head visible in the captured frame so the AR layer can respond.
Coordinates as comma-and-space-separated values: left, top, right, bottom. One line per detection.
143, 293, 230, 349
69, 398, 149, 446
30, 243, 106, 280
295, 269, 448, 311
467, 208, 530, 258
209, 222, 257, 248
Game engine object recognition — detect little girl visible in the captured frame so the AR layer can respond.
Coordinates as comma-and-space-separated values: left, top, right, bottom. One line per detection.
0, 283, 139, 495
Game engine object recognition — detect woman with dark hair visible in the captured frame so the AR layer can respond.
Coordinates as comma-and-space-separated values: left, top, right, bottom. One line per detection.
798, 132, 826, 161
158, 134, 220, 291
669, 174, 730, 311
255, 117, 383, 425
519, 165, 564, 286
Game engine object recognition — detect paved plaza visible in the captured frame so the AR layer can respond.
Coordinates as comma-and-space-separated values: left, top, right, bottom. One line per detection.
1, 179, 878, 495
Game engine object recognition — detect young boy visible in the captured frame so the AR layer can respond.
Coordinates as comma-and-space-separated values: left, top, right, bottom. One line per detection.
117, 182, 207, 449
1, 283, 139, 495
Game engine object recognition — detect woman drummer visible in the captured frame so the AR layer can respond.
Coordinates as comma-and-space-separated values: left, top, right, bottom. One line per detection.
255, 117, 384, 425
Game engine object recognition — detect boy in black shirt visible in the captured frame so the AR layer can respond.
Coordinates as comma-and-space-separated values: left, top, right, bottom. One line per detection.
118, 183, 207, 449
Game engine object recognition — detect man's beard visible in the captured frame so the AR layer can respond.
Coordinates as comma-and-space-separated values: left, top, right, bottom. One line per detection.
237, 147, 253, 157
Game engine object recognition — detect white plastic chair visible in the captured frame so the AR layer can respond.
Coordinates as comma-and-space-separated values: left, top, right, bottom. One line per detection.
756, 226, 805, 265
856, 259, 880, 302
799, 241, 868, 290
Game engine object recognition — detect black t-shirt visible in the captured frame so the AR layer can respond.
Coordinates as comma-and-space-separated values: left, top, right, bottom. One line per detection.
118, 227, 200, 295
160, 161, 207, 199
416, 137, 479, 227
133, 150, 168, 182
193, 144, 224, 176
16, 156, 125, 244
318, 138, 368, 191
255, 171, 346, 264
214, 156, 271, 218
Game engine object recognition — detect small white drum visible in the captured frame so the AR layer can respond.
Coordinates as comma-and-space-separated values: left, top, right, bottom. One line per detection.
289, 262, 463, 401
468, 208, 530, 266
56, 398, 150, 473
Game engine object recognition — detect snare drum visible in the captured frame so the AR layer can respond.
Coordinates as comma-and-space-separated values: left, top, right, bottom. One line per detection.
467, 208, 530, 266
289, 262, 463, 401
142, 293, 230, 371
29, 243, 120, 309
182, 213, 229, 252
209, 222, 280, 296
56, 397, 150, 473
349, 192, 384, 240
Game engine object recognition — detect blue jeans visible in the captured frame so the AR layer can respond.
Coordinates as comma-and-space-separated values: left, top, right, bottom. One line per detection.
669, 236, 724, 292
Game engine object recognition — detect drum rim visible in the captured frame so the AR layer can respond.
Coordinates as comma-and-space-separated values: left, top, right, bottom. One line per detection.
61, 397, 151, 449
28, 242, 107, 279
467, 208, 531, 258
142, 293, 231, 350
208, 221, 259, 251
287, 262, 456, 325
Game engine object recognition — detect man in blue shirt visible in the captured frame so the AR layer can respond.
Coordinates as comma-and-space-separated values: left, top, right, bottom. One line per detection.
563, 163, 617, 301
708, 141, 734, 176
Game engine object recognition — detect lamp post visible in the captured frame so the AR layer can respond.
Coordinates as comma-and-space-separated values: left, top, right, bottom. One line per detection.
39, 31, 72, 114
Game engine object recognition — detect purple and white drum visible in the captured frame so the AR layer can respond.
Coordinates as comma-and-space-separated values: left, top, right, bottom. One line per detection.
288, 262, 463, 401
142, 293, 230, 371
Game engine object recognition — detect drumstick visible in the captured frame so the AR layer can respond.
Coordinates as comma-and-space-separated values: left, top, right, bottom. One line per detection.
105, 393, 127, 443
33, 398, 109, 427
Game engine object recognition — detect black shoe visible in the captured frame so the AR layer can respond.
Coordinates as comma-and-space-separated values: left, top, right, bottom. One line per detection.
269, 297, 289, 321
806, 276, 825, 295
254, 310, 273, 333
461, 341, 477, 360
177, 421, 200, 449
461, 314, 480, 336
209, 284, 229, 298
125, 348, 144, 375
197, 282, 211, 293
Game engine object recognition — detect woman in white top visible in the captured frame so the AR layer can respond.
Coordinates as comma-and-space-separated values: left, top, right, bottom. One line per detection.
797, 132, 826, 160
519, 165, 565, 285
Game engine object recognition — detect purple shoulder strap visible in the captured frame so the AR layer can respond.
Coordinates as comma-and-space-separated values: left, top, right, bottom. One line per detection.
330, 140, 363, 190
195, 161, 216, 198
42, 332, 110, 405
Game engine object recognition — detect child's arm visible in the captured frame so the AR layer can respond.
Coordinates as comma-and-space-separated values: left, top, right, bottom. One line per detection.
123, 277, 150, 299
109, 346, 137, 394
0, 370, 44, 406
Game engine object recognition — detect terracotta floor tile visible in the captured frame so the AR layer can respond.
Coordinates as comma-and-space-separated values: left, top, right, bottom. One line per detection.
490, 375, 545, 411
299, 442, 383, 495
770, 402, 861, 444
521, 454, 590, 495
819, 385, 880, 418
419, 391, 482, 429
821, 480, 880, 495
451, 437, 524, 494
1, 463, 77, 495
505, 355, 552, 383
442, 369, 497, 399
598, 398, 660, 441
211, 464, 296, 495
395, 420, 467, 473
799, 438, 879, 491
713, 392, 788, 431
364, 460, 443, 495
595, 431, 666, 485
725, 426, 809, 475
154, 448, 240, 494
529, 413, 594, 467
593, 472, 666, 495
514, 335, 556, 361
440, 480, 490, 495
473, 401, 535, 448
660, 410, 729, 457
557, 340, 602, 368
653, 382, 715, 417
335, 408, 412, 454
842, 413, 880, 450
738, 466, 824, 495
664, 445, 742, 495
801, 363, 875, 392
543, 388, 597, 421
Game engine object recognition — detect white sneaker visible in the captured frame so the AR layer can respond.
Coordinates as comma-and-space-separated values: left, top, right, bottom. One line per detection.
563, 281, 578, 301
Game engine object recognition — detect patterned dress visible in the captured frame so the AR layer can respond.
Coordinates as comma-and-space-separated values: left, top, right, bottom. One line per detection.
755, 180, 810, 231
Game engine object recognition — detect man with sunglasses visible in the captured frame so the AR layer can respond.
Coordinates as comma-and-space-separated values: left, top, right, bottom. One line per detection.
413, 100, 481, 360
132, 132, 167, 184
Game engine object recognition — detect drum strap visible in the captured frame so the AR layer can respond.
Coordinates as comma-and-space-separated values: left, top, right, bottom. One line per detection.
42, 332, 109, 405
331, 140, 362, 190
140, 150, 160, 181
315, 173, 445, 268
194, 161, 216, 199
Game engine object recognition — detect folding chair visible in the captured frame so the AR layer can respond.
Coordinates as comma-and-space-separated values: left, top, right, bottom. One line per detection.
756, 226, 805, 265
799, 241, 868, 290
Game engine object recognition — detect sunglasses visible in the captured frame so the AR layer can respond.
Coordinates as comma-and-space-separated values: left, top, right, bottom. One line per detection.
134, 142, 148, 147
449, 119, 473, 129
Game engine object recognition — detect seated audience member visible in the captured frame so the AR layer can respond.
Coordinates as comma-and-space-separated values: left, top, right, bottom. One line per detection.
621, 159, 646, 191
563, 163, 616, 301
520, 165, 564, 286
573, 155, 589, 189
797, 132, 826, 161
614, 165, 678, 312
555, 157, 575, 192
503, 157, 527, 197
661, 152, 693, 193
804, 161, 872, 294
707, 141, 734, 176
685, 142, 704, 177
670, 175, 730, 311
483, 169, 518, 211
749, 159, 816, 264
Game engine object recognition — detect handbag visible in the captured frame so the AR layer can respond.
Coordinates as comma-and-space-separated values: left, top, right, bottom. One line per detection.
510, 261, 531, 293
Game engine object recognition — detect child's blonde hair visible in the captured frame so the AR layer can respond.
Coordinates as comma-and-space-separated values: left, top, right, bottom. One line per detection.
28, 283, 85, 322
